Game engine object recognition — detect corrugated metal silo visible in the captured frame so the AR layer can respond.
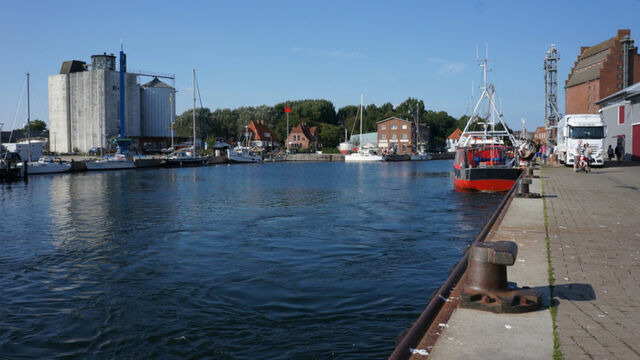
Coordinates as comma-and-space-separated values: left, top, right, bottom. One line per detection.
141, 77, 174, 138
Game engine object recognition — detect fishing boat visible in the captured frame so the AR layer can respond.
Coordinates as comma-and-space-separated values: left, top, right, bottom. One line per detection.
453, 57, 520, 192
345, 95, 383, 162
227, 125, 262, 163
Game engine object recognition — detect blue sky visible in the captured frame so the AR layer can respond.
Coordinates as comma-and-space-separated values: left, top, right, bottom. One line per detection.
1, 0, 639, 131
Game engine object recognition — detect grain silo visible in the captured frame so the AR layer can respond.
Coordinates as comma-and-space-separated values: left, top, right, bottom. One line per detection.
140, 77, 175, 152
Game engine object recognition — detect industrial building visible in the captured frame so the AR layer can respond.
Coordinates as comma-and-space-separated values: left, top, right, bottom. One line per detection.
565, 29, 640, 115
48, 52, 175, 154
596, 82, 640, 161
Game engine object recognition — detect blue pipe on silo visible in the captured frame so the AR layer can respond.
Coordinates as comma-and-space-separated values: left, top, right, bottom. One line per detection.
119, 49, 126, 139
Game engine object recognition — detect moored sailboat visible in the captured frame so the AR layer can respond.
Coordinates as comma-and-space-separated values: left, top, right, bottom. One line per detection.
345, 95, 382, 162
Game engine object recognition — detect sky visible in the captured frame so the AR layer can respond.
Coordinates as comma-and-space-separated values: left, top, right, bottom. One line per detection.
1, 0, 639, 132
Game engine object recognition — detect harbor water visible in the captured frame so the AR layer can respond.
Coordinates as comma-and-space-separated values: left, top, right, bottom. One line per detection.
0, 160, 501, 359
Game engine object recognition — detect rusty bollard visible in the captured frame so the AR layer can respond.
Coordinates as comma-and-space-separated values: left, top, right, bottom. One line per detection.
460, 241, 542, 313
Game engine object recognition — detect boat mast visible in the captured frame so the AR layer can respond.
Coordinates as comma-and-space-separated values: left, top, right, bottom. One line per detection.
359, 94, 363, 150
26, 72, 31, 162
192, 68, 196, 155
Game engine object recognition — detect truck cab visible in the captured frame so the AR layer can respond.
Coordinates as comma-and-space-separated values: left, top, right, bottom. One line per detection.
557, 114, 607, 166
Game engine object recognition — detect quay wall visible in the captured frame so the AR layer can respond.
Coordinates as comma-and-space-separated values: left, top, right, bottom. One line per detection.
284, 153, 345, 161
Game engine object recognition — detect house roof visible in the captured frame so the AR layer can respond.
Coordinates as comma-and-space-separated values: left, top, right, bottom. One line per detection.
596, 81, 640, 105
447, 128, 463, 139
249, 121, 279, 142
376, 116, 412, 124
290, 123, 318, 141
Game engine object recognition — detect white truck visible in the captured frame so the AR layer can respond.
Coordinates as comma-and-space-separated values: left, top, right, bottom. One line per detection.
557, 114, 607, 166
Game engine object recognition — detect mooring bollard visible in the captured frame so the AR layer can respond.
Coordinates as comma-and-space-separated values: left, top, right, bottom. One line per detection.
516, 178, 541, 198
460, 241, 542, 313
526, 166, 534, 177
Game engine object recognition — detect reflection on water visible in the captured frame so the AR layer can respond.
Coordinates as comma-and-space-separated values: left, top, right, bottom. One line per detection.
0, 160, 501, 359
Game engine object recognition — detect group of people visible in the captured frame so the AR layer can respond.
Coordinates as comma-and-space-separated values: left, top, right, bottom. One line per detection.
573, 140, 593, 172
606, 143, 625, 162
535, 143, 557, 166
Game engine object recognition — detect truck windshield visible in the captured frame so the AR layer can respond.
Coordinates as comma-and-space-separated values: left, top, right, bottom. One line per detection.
569, 126, 604, 139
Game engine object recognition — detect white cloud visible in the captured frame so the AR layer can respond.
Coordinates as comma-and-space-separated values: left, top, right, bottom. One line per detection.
427, 58, 466, 77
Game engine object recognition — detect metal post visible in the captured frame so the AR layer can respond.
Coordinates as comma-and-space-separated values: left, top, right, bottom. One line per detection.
192, 69, 196, 152
26, 72, 32, 162
286, 110, 289, 151
170, 90, 175, 150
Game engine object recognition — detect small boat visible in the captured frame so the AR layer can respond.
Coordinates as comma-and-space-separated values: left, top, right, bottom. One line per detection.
227, 146, 262, 163
164, 147, 209, 167
227, 125, 262, 163
345, 95, 383, 162
383, 153, 411, 161
27, 156, 71, 174
453, 57, 521, 192
411, 151, 432, 161
86, 153, 136, 171
1, 149, 25, 181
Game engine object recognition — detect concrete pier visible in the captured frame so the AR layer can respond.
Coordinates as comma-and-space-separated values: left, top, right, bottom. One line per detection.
404, 163, 640, 359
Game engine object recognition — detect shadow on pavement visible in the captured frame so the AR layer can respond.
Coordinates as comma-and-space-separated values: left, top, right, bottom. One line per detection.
554, 283, 596, 301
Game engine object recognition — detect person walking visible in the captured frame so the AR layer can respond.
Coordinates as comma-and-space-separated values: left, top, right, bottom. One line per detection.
615, 143, 624, 163
584, 143, 592, 173
607, 145, 614, 161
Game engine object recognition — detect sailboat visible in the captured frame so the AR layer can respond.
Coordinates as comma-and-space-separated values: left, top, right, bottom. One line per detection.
345, 95, 382, 162
164, 69, 209, 167
410, 106, 432, 161
22, 73, 72, 174
453, 57, 520, 191
227, 124, 262, 163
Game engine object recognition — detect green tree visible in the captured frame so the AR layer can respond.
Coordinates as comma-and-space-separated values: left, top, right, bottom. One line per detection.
25, 119, 47, 132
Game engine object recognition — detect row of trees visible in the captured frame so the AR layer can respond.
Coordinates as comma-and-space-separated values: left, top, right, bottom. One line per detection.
175, 98, 471, 151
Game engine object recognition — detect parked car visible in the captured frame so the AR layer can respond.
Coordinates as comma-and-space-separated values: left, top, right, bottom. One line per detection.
88, 147, 107, 155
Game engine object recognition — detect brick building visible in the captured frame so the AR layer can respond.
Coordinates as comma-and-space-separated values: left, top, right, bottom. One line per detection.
565, 29, 640, 114
534, 126, 548, 143
286, 123, 320, 151
376, 117, 417, 154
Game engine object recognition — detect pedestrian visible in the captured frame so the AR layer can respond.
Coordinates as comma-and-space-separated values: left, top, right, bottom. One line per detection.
541, 144, 547, 165
607, 145, 614, 161
574, 140, 583, 172
615, 143, 624, 163
584, 143, 592, 172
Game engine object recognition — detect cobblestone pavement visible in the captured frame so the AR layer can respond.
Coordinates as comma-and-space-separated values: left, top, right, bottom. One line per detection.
543, 164, 640, 359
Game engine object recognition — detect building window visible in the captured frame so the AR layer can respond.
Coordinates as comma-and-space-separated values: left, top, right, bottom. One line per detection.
402, 145, 406, 152
391, 125, 397, 130
402, 133, 408, 139
381, 134, 386, 140
381, 125, 386, 130
402, 124, 407, 129
392, 134, 397, 139
619, 105, 625, 125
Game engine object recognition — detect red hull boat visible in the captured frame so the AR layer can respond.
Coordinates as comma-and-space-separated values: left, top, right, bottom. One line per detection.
452, 57, 521, 192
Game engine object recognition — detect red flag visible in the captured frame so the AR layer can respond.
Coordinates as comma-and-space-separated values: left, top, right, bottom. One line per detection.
284, 106, 292, 113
